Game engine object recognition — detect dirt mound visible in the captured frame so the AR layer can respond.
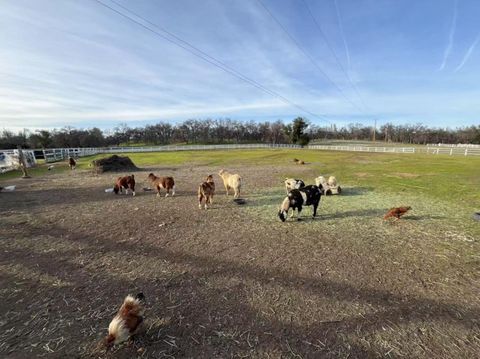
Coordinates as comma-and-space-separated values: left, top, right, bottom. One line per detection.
92, 155, 139, 173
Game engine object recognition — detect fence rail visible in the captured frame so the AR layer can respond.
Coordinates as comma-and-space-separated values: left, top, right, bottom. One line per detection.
307, 145, 417, 154
428, 143, 480, 148
425, 147, 480, 156
27, 143, 480, 163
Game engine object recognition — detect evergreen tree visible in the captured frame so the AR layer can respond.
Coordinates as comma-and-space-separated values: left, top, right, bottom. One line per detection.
290, 117, 310, 146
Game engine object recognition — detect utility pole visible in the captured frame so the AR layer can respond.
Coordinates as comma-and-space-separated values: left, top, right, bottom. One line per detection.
372, 118, 377, 142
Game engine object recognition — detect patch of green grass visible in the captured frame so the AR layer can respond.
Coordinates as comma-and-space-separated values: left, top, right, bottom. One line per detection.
2, 149, 479, 212
76, 149, 302, 168
278, 150, 479, 210
0, 163, 70, 182
247, 187, 479, 239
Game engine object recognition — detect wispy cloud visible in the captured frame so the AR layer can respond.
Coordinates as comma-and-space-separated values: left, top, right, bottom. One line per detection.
1, 0, 480, 131
454, 32, 480, 72
333, 0, 351, 69
439, 0, 458, 71
0, 99, 289, 122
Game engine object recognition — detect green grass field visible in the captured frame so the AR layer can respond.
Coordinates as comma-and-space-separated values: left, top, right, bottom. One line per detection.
4, 148, 477, 209
3, 148, 478, 237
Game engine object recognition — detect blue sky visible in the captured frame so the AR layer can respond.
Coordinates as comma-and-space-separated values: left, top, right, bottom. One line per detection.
1, 0, 479, 131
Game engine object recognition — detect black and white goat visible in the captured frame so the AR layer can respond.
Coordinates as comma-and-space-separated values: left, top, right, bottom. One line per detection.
284, 178, 305, 194
278, 185, 322, 222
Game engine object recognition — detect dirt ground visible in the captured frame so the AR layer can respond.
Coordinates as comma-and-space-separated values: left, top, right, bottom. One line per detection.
1, 163, 479, 358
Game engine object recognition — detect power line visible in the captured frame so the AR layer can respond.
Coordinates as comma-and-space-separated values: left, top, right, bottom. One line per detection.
301, 0, 369, 112
92, 0, 331, 123
333, 0, 351, 70
256, 0, 364, 113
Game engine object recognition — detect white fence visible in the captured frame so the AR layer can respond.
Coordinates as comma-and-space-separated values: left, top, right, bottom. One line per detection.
309, 144, 480, 156
425, 147, 480, 156
428, 143, 480, 148
41, 143, 301, 162
42, 148, 99, 163
307, 145, 416, 154
19, 143, 480, 164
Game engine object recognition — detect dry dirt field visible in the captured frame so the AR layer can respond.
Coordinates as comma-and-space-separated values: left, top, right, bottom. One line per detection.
1, 158, 479, 358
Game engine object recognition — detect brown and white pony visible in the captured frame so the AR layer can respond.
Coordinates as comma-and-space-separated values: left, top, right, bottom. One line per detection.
113, 175, 136, 196
198, 175, 215, 209
147, 173, 175, 197
68, 157, 76, 170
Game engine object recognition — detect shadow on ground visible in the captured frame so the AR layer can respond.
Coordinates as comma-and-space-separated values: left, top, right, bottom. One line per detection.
1, 221, 479, 358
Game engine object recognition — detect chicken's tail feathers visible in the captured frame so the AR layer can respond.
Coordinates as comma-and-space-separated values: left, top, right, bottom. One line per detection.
124, 294, 139, 304
120, 295, 143, 316
104, 333, 115, 347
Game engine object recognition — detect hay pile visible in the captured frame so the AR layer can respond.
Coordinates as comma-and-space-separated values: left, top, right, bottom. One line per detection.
92, 155, 139, 173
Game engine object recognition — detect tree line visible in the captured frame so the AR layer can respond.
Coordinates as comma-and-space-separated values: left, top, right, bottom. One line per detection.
1, 118, 479, 149
308, 122, 480, 145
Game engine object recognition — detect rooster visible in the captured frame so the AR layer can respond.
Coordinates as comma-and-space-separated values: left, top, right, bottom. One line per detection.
384, 206, 411, 220
104, 293, 145, 347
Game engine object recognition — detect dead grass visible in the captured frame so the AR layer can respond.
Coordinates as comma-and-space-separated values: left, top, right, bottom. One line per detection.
390, 172, 421, 178
0, 162, 479, 358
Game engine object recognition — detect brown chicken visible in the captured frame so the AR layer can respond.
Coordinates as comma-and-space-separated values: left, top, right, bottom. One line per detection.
384, 206, 411, 220
104, 293, 145, 347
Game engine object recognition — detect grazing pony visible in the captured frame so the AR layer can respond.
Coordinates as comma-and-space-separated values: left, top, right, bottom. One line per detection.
198, 175, 215, 209
218, 169, 241, 198
284, 178, 305, 194
68, 157, 76, 170
278, 185, 322, 222
147, 173, 176, 197
113, 175, 136, 196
